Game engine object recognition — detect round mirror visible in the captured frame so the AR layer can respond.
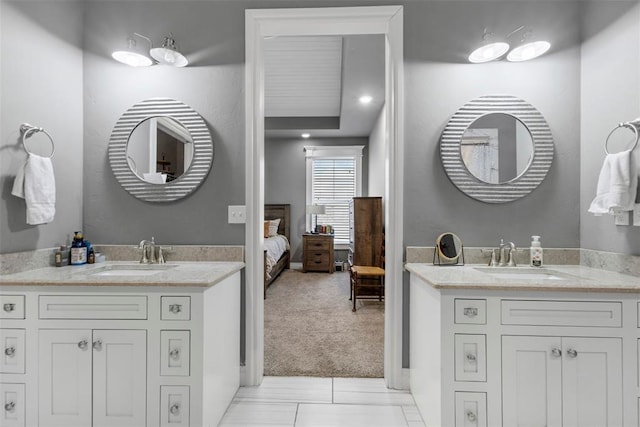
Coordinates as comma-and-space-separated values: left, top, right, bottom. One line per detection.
440, 95, 554, 203
461, 113, 533, 184
109, 98, 214, 202
127, 117, 194, 184
435, 232, 463, 262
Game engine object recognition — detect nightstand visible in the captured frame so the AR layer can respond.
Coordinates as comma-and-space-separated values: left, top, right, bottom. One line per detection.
302, 233, 334, 273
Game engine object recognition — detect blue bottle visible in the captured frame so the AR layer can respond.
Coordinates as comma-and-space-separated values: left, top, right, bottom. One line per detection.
70, 231, 88, 265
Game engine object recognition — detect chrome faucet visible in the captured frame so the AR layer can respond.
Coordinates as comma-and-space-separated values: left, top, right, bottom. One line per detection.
498, 239, 517, 267
138, 237, 157, 264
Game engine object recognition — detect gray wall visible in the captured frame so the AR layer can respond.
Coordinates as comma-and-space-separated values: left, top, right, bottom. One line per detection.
0, 1, 84, 254
580, 1, 640, 254
82, 1, 249, 246
265, 137, 369, 262
368, 106, 386, 197
403, 1, 581, 251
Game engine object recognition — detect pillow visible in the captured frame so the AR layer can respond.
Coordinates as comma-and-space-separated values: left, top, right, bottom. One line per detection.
268, 218, 281, 237
264, 221, 270, 238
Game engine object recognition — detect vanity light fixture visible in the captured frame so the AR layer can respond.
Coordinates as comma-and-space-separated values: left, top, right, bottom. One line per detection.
112, 37, 153, 67
150, 33, 188, 67
469, 26, 551, 63
113, 32, 188, 67
301, 133, 311, 139
359, 95, 373, 105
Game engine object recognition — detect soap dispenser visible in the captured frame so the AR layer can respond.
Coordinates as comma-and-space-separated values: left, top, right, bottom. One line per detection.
530, 235, 543, 267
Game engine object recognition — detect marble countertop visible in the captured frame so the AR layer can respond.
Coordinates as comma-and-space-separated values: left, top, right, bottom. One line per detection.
405, 263, 640, 292
0, 261, 245, 288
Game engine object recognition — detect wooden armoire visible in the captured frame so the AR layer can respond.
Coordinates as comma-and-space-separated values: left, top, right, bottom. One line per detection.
348, 197, 384, 267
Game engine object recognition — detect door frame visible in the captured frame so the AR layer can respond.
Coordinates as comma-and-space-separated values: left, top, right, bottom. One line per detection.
244, 5, 405, 388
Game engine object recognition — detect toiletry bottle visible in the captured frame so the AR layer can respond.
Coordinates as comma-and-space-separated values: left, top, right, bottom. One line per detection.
88, 248, 95, 264
530, 235, 543, 267
54, 249, 62, 267
70, 231, 88, 265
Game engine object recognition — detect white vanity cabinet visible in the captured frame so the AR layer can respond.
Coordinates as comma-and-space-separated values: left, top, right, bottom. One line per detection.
408, 267, 640, 427
38, 329, 147, 427
502, 335, 622, 427
0, 267, 242, 427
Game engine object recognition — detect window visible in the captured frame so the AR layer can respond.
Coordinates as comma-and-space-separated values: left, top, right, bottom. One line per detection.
305, 146, 363, 244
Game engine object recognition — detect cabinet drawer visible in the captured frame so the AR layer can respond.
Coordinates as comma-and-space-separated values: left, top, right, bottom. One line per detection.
305, 239, 331, 250
160, 330, 190, 376
305, 253, 331, 266
501, 300, 622, 327
39, 295, 147, 319
0, 383, 25, 427
160, 385, 190, 427
455, 299, 486, 325
454, 334, 486, 382
0, 296, 24, 320
0, 330, 25, 374
455, 392, 487, 427
161, 297, 191, 321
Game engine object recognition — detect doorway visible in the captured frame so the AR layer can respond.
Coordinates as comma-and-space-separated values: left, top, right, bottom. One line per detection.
244, 5, 405, 388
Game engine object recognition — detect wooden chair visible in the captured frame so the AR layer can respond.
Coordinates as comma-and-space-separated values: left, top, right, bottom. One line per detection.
349, 265, 385, 312
349, 235, 385, 312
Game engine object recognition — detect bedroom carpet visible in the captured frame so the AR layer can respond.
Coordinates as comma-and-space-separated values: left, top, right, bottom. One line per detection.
264, 268, 384, 378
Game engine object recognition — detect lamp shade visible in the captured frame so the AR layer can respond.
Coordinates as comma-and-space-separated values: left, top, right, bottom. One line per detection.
112, 39, 152, 67
306, 204, 326, 215
150, 34, 188, 67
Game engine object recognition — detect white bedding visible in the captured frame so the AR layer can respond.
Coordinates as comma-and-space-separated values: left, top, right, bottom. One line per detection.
264, 234, 290, 280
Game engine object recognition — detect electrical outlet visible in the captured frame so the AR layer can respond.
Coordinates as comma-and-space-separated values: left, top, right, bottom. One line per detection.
228, 205, 246, 224
614, 210, 631, 226
633, 204, 640, 226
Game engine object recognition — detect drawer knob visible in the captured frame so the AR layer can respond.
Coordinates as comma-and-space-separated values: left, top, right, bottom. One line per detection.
551, 348, 562, 358
566, 348, 578, 358
169, 348, 180, 360
466, 410, 477, 422
169, 403, 180, 415
463, 307, 478, 317
466, 353, 476, 362
93, 339, 103, 351
4, 346, 15, 357
3, 303, 15, 313
4, 401, 15, 412
77, 339, 89, 350
169, 304, 182, 314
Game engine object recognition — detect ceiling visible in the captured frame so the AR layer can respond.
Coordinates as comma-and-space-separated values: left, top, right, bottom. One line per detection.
264, 34, 385, 139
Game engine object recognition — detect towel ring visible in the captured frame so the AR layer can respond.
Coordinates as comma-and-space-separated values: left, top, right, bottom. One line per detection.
20, 123, 55, 158
604, 119, 640, 155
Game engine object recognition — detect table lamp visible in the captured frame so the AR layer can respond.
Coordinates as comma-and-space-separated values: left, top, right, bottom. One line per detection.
306, 204, 326, 233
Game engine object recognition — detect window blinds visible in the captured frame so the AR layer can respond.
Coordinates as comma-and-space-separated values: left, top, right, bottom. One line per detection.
311, 158, 356, 244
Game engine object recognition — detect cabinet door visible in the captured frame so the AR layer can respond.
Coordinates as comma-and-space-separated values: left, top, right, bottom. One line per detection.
562, 337, 622, 427
39, 329, 92, 427
502, 336, 563, 427
92, 330, 147, 427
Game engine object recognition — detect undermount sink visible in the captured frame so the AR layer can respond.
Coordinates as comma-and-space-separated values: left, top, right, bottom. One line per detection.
88, 264, 177, 277
474, 267, 567, 281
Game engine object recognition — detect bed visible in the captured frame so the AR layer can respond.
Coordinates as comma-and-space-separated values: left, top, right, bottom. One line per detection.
264, 204, 291, 298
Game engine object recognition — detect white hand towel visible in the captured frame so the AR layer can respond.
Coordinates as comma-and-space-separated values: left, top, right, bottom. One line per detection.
11, 154, 56, 225
588, 149, 638, 215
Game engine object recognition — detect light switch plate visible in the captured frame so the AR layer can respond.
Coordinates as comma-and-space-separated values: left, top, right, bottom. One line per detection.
633, 204, 640, 226
228, 205, 246, 224
614, 210, 631, 226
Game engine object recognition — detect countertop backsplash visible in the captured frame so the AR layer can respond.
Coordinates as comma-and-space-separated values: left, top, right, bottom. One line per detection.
0, 245, 244, 275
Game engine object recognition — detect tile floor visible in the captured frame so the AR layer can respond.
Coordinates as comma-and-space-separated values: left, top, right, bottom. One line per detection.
219, 376, 426, 427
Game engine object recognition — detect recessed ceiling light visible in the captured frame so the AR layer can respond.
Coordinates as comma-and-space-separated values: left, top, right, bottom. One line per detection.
301, 133, 310, 139
506, 41, 551, 62
359, 95, 373, 104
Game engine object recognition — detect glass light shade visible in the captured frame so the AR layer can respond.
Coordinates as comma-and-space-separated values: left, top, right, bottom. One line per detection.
150, 47, 188, 67
468, 42, 510, 63
507, 41, 551, 62
359, 95, 373, 104
112, 50, 152, 67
